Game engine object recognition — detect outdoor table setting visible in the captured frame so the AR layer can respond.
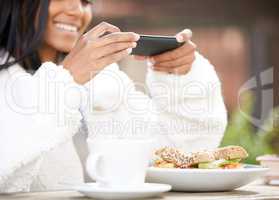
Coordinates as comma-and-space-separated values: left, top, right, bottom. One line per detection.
1, 144, 279, 200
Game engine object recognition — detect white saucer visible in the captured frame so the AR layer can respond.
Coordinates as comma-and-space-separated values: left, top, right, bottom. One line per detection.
146, 164, 268, 192
73, 183, 171, 200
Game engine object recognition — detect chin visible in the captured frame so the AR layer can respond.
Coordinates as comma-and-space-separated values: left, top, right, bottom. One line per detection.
44, 25, 82, 53
55, 43, 76, 53
51, 36, 79, 53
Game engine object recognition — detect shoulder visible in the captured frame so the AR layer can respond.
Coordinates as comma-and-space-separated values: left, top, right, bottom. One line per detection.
0, 50, 25, 76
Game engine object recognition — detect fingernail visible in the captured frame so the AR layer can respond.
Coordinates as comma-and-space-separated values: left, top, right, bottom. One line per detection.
127, 48, 132, 54
176, 35, 184, 43
132, 42, 137, 48
149, 57, 155, 64
186, 29, 193, 38
134, 34, 140, 41
148, 63, 154, 69
147, 60, 153, 68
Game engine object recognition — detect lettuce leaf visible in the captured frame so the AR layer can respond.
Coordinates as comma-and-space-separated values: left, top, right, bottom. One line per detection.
198, 159, 241, 169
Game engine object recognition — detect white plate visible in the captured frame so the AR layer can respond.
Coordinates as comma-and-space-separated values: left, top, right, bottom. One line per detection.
74, 183, 171, 200
146, 164, 268, 192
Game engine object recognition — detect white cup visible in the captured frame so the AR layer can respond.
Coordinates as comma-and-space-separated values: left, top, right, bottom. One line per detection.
86, 138, 154, 187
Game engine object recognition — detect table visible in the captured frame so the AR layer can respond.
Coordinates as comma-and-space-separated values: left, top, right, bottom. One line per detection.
1, 181, 278, 200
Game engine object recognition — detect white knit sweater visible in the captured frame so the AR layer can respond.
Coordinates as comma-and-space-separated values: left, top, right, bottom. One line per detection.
0, 52, 227, 193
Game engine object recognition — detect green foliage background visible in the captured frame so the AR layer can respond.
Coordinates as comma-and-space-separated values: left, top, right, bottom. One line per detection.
220, 93, 278, 164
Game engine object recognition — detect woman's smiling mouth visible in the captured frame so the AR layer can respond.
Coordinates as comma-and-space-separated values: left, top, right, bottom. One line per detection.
55, 22, 80, 33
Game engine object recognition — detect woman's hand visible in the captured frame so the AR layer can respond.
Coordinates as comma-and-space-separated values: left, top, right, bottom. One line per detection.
62, 22, 139, 84
135, 29, 196, 75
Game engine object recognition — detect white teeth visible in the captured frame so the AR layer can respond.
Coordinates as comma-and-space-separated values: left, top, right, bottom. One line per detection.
55, 23, 78, 32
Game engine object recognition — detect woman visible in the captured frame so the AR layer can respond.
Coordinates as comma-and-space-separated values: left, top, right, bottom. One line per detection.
0, 0, 227, 193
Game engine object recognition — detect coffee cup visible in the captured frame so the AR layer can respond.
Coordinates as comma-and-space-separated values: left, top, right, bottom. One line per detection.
86, 138, 154, 187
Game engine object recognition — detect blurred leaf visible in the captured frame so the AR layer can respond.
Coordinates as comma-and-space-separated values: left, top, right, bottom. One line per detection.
220, 92, 274, 164
261, 107, 279, 154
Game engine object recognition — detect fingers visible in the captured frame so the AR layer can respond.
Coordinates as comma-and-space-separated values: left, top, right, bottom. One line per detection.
96, 48, 132, 69
72, 22, 121, 57
87, 32, 140, 49
173, 65, 191, 74
150, 29, 196, 76
133, 55, 148, 61
68, 44, 133, 83
94, 42, 137, 59
86, 32, 139, 59
151, 41, 196, 63
153, 53, 195, 68
176, 29, 193, 43
152, 64, 191, 75
83, 22, 121, 40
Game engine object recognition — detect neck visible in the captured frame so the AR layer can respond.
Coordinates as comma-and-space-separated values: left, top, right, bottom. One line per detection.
39, 44, 58, 64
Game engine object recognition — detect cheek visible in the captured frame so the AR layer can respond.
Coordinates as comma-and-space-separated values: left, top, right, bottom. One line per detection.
43, 3, 78, 53
44, 29, 78, 53
81, 7, 93, 32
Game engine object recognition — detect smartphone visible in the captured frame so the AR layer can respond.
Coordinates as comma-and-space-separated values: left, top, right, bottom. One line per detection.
131, 35, 184, 56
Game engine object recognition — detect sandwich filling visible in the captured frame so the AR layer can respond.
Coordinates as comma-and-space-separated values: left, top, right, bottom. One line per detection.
198, 158, 242, 169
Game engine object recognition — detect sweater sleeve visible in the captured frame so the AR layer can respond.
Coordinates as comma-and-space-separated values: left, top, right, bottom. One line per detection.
146, 52, 228, 152
0, 62, 85, 193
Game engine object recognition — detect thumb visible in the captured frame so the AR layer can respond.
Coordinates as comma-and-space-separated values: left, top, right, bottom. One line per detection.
176, 29, 193, 43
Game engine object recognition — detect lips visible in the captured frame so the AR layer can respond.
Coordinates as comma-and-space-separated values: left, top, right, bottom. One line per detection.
54, 22, 80, 33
